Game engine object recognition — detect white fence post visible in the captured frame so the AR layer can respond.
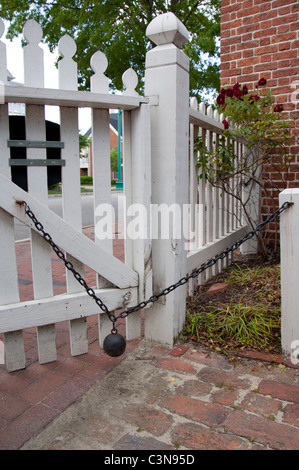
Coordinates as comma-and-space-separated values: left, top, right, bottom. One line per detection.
144, 13, 190, 346
279, 189, 299, 360
23, 19, 57, 366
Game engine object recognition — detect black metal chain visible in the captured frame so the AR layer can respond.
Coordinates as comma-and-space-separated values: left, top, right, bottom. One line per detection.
23, 202, 114, 325
23, 200, 293, 328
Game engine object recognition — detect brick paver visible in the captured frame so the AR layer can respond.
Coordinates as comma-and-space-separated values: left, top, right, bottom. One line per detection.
171, 422, 247, 450
113, 403, 174, 437
0, 223, 298, 450
224, 410, 299, 450
162, 394, 230, 426
258, 379, 299, 403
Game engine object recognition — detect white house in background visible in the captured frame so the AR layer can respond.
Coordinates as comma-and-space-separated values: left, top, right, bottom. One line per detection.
81, 112, 122, 178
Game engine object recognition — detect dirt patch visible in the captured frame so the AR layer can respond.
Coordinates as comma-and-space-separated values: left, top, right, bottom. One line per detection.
182, 253, 282, 357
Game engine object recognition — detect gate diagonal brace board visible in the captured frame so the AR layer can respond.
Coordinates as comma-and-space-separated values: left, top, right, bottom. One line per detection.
0, 173, 138, 289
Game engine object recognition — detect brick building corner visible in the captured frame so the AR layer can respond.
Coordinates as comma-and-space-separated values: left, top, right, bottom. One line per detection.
220, 0, 299, 244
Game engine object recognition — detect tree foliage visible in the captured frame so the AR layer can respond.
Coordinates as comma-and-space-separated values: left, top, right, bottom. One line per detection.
79, 132, 91, 157
110, 145, 120, 173
0, 0, 220, 101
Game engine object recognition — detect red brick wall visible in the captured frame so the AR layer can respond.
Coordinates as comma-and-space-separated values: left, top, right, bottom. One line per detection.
110, 127, 118, 150
220, 0, 299, 243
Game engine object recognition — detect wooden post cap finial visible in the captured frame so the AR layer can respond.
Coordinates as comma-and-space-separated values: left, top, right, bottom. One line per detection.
146, 12, 189, 48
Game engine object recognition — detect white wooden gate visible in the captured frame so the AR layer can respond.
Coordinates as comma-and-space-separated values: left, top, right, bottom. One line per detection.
0, 13, 253, 371
0, 19, 151, 371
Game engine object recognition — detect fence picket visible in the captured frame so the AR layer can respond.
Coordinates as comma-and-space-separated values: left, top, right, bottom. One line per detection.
0, 207, 25, 371
0, 24, 25, 371
197, 102, 206, 284
23, 20, 44, 88
218, 112, 226, 268
206, 106, 214, 279
90, 51, 109, 94
58, 36, 88, 356
23, 19, 57, 365
213, 109, 220, 274
61, 107, 88, 356
188, 97, 199, 293
0, 19, 7, 84
90, 51, 116, 344
122, 68, 139, 97
58, 34, 78, 91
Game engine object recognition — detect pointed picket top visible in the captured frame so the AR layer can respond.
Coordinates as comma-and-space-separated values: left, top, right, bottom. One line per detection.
122, 68, 139, 96
0, 18, 7, 86
214, 109, 220, 121
23, 19, 44, 87
58, 34, 77, 91
207, 105, 213, 118
90, 50, 109, 93
199, 101, 206, 114
190, 96, 198, 110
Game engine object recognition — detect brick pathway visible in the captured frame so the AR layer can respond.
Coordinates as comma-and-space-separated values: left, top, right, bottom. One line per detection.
0, 225, 299, 450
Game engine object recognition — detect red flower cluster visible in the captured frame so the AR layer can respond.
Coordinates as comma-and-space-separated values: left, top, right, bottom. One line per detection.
217, 79, 269, 131
217, 82, 248, 105
274, 104, 284, 113
222, 119, 229, 129
216, 78, 284, 130
217, 79, 268, 108
256, 78, 267, 87
248, 94, 260, 103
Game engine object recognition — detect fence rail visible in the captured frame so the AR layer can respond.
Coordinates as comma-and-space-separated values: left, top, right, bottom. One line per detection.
4, 85, 148, 110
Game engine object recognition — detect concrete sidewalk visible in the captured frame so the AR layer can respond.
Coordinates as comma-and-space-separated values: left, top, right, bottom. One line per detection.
1, 336, 298, 451
0, 227, 298, 450
19, 341, 299, 451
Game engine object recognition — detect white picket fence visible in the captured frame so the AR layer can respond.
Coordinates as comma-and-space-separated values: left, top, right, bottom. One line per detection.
0, 13, 251, 371
188, 98, 250, 289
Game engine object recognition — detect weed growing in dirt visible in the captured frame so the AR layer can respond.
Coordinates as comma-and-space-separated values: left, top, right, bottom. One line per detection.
184, 261, 281, 353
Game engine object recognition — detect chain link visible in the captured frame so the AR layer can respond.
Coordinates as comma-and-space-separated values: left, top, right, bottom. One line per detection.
23, 200, 293, 326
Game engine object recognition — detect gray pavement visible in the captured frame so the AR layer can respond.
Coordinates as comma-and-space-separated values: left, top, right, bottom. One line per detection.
19, 339, 299, 451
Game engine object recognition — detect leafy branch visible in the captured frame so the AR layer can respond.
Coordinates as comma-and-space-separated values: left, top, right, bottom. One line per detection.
195, 79, 294, 259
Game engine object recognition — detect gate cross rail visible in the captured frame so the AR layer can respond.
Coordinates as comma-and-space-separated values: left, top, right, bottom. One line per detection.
21, 200, 293, 330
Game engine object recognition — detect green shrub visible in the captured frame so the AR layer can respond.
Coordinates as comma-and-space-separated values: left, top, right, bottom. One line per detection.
80, 176, 93, 185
